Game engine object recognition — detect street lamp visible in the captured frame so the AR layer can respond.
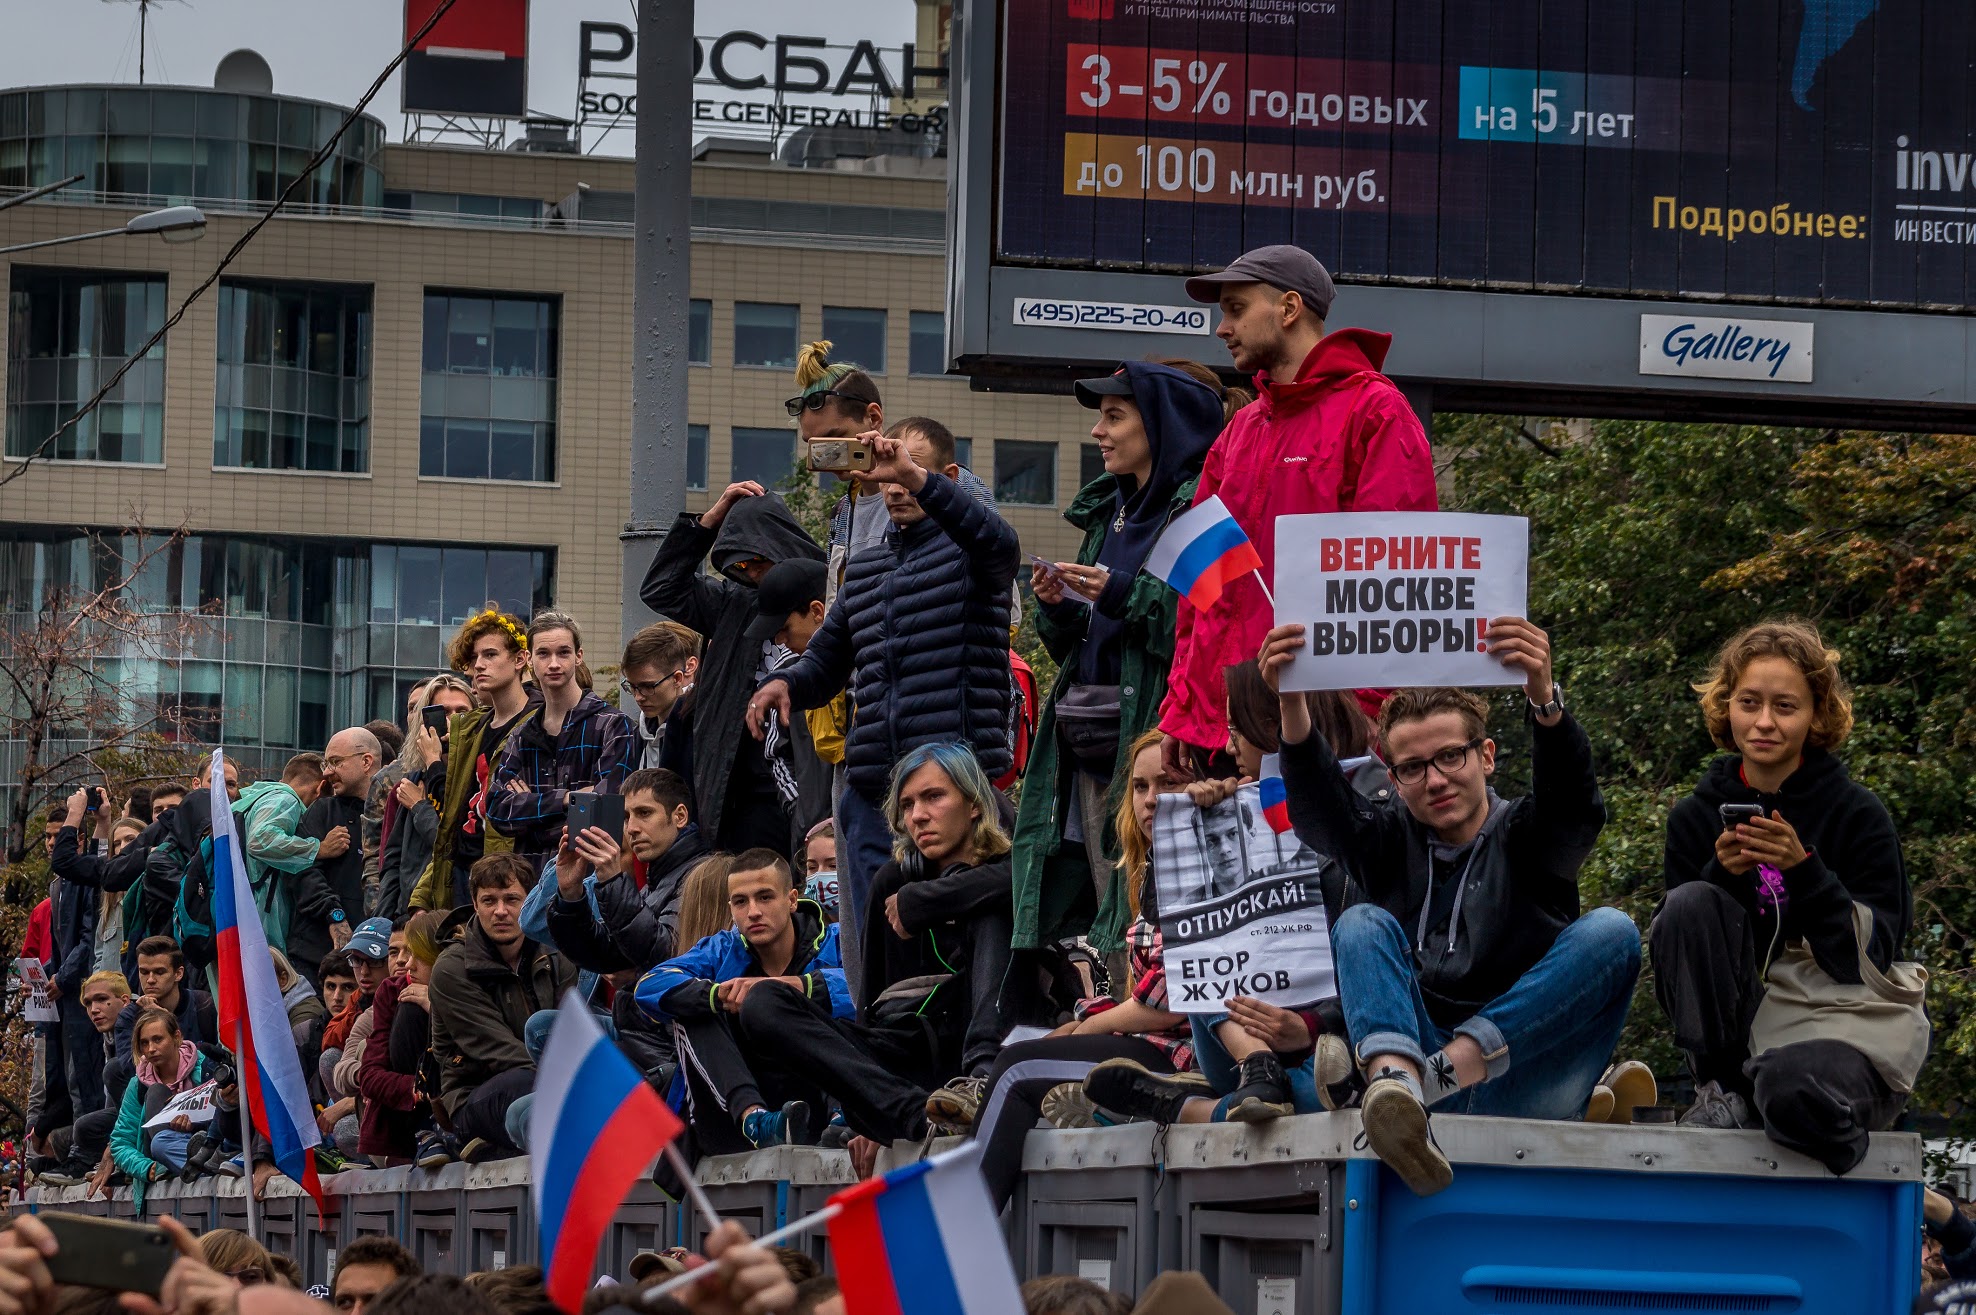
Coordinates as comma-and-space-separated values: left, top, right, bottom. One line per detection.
0, 204, 207, 256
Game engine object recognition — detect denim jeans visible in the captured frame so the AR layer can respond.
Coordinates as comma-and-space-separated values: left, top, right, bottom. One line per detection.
1188, 1015, 1324, 1117
1333, 903, 1640, 1121
835, 786, 896, 1005
510, 1008, 621, 1151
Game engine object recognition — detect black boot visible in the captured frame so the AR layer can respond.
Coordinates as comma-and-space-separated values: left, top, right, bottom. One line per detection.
1223, 1052, 1295, 1123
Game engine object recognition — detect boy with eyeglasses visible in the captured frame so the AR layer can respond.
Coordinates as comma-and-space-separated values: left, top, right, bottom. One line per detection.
1258, 616, 1638, 1198
620, 620, 702, 773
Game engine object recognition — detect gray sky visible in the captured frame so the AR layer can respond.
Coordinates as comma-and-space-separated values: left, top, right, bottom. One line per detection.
0, 0, 918, 156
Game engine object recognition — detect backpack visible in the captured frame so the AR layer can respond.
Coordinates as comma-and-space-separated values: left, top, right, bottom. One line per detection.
173, 836, 217, 974
998, 650, 1040, 791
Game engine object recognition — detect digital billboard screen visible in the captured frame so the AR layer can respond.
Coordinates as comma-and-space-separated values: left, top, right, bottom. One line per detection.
996, 0, 1974, 310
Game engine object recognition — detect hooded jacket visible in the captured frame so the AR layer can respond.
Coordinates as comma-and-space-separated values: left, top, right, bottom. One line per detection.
486, 691, 638, 874
1158, 330, 1438, 751
234, 779, 320, 953
640, 493, 830, 851
776, 471, 1022, 803
356, 972, 426, 1161
1012, 363, 1219, 950
544, 823, 714, 973
427, 904, 576, 1119
1664, 749, 1909, 982
635, 899, 850, 1024
1282, 710, 1606, 1028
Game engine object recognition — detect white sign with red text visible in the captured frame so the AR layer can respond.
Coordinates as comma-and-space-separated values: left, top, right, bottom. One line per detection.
1275, 512, 1530, 691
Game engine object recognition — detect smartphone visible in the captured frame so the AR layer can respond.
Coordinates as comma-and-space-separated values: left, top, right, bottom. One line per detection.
40, 1214, 177, 1297
567, 790, 626, 845
1719, 803, 1765, 830
420, 703, 451, 737
84, 786, 107, 814
806, 438, 875, 474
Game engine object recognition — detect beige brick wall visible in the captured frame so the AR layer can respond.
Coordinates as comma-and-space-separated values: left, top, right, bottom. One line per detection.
0, 151, 1098, 662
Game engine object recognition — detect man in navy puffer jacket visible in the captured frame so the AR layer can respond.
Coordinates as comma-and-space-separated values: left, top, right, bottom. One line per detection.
748, 417, 1021, 995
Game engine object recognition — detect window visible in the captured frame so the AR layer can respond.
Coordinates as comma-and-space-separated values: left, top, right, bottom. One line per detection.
6, 268, 167, 463
686, 423, 708, 491
419, 292, 559, 482
994, 440, 1058, 506
1080, 442, 1107, 488
688, 299, 711, 365
909, 310, 946, 377
214, 279, 372, 472
953, 436, 973, 470
731, 426, 794, 486
733, 302, 798, 368
822, 306, 886, 374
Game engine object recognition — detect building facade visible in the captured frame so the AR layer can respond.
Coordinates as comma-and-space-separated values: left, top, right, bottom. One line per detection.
0, 82, 1120, 779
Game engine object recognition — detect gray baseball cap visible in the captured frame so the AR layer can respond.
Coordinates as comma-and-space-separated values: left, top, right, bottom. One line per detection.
1184, 245, 1336, 318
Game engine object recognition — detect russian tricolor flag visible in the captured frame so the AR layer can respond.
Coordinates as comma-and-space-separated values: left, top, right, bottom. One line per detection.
1258, 753, 1292, 833
826, 1141, 1023, 1315
532, 994, 684, 1314
1145, 494, 1266, 611
210, 751, 324, 1215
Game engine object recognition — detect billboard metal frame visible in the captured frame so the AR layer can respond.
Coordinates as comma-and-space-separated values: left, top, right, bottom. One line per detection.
946, 0, 1976, 432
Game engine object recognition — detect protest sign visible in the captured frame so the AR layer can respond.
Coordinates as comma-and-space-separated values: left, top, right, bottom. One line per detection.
1151, 788, 1333, 1013
1274, 512, 1529, 691
13, 957, 56, 1023
143, 1079, 220, 1129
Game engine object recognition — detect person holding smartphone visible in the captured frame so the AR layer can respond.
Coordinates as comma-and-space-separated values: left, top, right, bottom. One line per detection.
1654, 620, 1913, 1173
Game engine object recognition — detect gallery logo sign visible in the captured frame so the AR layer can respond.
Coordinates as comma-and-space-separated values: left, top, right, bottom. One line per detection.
1639, 314, 1814, 384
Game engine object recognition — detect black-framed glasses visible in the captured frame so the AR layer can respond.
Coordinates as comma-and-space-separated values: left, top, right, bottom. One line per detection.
783, 388, 873, 417
620, 670, 685, 697
1389, 737, 1484, 786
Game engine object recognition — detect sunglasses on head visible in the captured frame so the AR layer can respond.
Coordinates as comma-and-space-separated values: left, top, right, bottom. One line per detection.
783, 388, 874, 417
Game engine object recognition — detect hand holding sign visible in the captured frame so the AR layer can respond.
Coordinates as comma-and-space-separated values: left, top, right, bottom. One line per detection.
1479, 616, 1559, 719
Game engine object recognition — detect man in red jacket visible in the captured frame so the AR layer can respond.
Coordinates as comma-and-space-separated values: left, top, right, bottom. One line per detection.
1160, 245, 1439, 777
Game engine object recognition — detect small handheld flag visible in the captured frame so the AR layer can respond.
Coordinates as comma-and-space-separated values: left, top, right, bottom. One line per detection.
826, 1141, 1023, 1315
1258, 753, 1292, 833
532, 993, 685, 1314
211, 751, 324, 1216
1145, 494, 1268, 611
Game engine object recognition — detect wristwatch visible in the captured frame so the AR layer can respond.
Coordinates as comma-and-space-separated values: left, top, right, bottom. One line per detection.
329, 908, 346, 924
1528, 681, 1566, 720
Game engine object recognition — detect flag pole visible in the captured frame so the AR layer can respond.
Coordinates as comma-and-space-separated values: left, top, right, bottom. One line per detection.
663, 1143, 722, 1233
1252, 568, 1276, 608
639, 1204, 843, 1305
235, 1018, 260, 1244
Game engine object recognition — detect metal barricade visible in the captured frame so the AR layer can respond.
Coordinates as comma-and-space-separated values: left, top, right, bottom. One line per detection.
1013, 1123, 1171, 1300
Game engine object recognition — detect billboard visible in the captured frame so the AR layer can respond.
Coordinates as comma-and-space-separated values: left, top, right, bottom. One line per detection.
950, 0, 1976, 427
404, 0, 529, 119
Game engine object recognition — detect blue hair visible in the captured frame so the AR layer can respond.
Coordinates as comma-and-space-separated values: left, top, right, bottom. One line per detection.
884, 742, 1010, 863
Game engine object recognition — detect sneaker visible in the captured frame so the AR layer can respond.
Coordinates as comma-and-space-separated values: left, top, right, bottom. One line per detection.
742, 1101, 810, 1150
1678, 1079, 1753, 1130
1599, 1060, 1658, 1124
1083, 1059, 1205, 1126
414, 1132, 454, 1171
1360, 1071, 1452, 1197
314, 1146, 349, 1174
35, 1171, 82, 1188
216, 1154, 245, 1179
181, 1133, 212, 1182
816, 1114, 853, 1150
1584, 1086, 1617, 1123
924, 1077, 989, 1131
1313, 1033, 1353, 1089
1041, 1083, 1100, 1130
1223, 1052, 1296, 1124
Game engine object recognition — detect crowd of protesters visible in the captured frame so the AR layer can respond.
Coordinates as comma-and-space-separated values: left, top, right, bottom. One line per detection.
9, 244, 1943, 1304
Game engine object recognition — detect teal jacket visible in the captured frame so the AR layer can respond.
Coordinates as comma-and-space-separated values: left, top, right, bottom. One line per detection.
110, 1051, 219, 1212
235, 780, 319, 952
1010, 471, 1194, 952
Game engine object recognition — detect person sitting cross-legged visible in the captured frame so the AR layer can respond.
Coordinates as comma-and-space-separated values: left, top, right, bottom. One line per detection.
1261, 618, 1638, 1197
634, 849, 849, 1155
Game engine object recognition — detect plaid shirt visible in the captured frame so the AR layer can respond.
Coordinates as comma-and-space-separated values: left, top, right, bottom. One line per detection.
486, 692, 638, 872
1073, 916, 1195, 1070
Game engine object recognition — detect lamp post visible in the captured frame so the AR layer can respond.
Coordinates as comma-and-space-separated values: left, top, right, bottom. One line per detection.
0, 204, 207, 256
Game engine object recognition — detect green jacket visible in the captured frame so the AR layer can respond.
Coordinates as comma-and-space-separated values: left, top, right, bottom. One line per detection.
410, 703, 535, 912
1010, 472, 1193, 952
235, 779, 316, 953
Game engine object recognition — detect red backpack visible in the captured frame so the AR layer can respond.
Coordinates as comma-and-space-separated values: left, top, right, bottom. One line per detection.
998, 650, 1040, 791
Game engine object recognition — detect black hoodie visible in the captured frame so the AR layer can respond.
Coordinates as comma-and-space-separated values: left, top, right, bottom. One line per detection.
1664, 750, 1909, 983
640, 493, 828, 852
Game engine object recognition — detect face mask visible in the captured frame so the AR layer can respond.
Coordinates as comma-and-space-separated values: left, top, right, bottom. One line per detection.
805, 871, 840, 914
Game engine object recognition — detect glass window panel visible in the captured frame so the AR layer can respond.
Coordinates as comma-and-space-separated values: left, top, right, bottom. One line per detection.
196, 92, 240, 138
396, 546, 441, 625
421, 295, 448, 372
444, 420, 489, 480
105, 90, 149, 134
262, 666, 298, 748
686, 424, 708, 491
909, 310, 946, 376
440, 548, 486, 624
299, 671, 329, 749
994, 440, 1058, 506
954, 436, 973, 470
418, 416, 444, 475
489, 421, 534, 481
151, 91, 196, 135
65, 89, 103, 134
821, 307, 886, 374
1080, 442, 1107, 489
224, 666, 261, 745
731, 427, 795, 486
688, 299, 711, 365
278, 100, 314, 148
485, 551, 531, 616
733, 302, 798, 368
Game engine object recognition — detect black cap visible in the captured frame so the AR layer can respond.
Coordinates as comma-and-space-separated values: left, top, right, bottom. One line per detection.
745, 559, 828, 642
1072, 367, 1136, 409
1184, 244, 1336, 318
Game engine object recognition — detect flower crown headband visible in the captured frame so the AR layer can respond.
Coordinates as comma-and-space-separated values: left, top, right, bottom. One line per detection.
470, 608, 529, 650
